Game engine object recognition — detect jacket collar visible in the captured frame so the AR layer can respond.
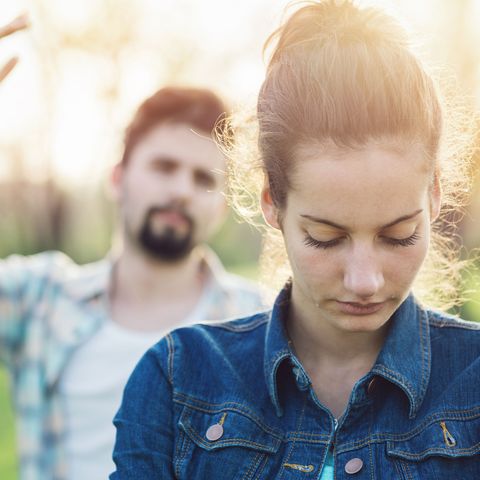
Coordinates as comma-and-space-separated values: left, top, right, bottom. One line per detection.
264, 285, 431, 418
264, 283, 297, 417
372, 295, 431, 418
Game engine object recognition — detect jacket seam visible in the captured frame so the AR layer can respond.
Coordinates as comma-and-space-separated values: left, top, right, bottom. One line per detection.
166, 333, 174, 385
388, 442, 480, 459
334, 409, 480, 452
201, 316, 269, 332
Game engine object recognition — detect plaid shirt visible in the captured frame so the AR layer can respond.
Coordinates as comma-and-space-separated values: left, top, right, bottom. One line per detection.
0, 250, 265, 480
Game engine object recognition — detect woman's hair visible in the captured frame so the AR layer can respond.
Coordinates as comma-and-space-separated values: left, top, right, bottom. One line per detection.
223, 0, 475, 309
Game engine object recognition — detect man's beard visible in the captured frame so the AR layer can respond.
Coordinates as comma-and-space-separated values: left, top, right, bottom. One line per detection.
138, 206, 195, 261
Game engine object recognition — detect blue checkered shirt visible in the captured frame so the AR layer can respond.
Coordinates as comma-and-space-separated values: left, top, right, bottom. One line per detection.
0, 250, 265, 480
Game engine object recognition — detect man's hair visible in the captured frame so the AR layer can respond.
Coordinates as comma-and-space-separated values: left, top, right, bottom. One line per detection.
121, 86, 229, 165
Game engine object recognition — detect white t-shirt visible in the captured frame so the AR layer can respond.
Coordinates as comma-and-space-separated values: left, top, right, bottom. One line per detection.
59, 291, 211, 480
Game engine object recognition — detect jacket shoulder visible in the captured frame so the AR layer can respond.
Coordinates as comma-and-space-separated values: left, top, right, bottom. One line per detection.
427, 309, 480, 332
171, 311, 270, 346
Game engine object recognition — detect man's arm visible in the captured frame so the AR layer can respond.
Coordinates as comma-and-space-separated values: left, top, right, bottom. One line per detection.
111, 339, 176, 479
0, 253, 53, 366
0, 255, 33, 364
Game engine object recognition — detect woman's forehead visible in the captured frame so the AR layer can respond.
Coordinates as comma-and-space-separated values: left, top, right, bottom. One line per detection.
289, 137, 432, 185
287, 140, 434, 223
292, 136, 430, 163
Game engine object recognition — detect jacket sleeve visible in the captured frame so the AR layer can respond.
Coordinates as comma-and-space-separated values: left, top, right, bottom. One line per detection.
111, 336, 176, 479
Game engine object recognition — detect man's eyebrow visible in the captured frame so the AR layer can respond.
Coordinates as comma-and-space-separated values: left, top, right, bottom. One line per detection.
300, 209, 424, 230
151, 155, 178, 164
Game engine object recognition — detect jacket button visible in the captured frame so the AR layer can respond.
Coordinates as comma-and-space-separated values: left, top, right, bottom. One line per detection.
345, 458, 363, 474
206, 424, 224, 441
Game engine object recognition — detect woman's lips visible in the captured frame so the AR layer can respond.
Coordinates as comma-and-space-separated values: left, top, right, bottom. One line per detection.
335, 301, 386, 315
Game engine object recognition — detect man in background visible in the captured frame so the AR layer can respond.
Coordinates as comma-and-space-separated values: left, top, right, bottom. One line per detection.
0, 85, 264, 479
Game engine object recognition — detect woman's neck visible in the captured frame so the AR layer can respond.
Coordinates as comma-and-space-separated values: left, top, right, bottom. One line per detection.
287, 285, 389, 372
287, 285, 390, 418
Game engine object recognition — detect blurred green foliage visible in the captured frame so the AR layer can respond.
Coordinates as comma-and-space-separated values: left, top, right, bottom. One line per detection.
0, 369, 17, 480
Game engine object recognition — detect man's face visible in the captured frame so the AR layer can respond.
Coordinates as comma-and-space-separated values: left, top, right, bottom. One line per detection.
114, 122, 226, 261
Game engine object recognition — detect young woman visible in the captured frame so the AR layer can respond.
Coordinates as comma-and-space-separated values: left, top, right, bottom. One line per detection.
110, 2, 480, 478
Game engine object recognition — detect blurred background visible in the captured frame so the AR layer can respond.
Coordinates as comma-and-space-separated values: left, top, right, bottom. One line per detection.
0, 0, 479, 478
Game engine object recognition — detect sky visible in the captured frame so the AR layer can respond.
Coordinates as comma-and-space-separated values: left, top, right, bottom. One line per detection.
0, 0, 477, 186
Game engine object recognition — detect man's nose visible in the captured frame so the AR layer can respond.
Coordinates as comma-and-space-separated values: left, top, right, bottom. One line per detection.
343, 245, 385, 299
170, 170, 195, 202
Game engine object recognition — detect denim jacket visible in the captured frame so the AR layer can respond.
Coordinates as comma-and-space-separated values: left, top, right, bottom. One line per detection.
111, 285, 480, 479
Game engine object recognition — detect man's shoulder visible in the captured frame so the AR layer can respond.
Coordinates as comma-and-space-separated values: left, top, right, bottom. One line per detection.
201, 248, 267, 312
1, 250, 78, 281
1, 250, 110, 296
205, 268, 270, 319
218, 270, 266, 300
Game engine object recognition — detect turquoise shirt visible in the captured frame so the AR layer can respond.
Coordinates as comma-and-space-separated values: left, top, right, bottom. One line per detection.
320, 451, 334, 479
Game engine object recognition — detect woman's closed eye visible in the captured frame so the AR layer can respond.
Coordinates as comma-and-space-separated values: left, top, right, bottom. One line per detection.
381, 231, 420, 247
304, 230, 420, 250
303, 234, 344, 249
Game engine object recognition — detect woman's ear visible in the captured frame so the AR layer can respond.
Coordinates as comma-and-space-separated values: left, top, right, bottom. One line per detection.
429, 173, 442, 222
260, 179, 281, 229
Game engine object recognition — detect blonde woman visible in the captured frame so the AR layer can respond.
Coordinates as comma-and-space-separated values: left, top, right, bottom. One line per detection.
111, 2, 480, 478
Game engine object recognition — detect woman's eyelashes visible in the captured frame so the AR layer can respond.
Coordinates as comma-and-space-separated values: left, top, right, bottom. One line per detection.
382, 231, 420, 247
303, 230, 420, 250
303, 235, 344, 249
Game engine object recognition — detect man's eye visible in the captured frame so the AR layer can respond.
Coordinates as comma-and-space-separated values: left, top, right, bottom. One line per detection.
195, 171, 216, 189
303, 235, 343, 249
151, 158, 177, 173
382, 231, 420, 247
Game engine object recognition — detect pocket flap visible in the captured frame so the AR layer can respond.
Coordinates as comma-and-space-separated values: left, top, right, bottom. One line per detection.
179, 406, 282, 453
387, 416, 480, 461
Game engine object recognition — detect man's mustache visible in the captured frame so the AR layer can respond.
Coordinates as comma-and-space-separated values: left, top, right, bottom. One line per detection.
145, 205, 194, 228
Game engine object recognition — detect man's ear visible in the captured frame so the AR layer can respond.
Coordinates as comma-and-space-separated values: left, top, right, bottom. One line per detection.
260, 179, 281, 229
429, 173, 442, 222
109, 163, 124, 201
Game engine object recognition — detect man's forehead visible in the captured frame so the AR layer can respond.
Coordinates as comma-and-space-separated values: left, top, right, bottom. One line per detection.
133, 122, 225, 169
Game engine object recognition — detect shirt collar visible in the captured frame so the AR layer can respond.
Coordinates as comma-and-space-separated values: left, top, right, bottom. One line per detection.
264, 285, 431, 419
199, 246, 230, 292
62, 256, 112, 301
62, 246, 223, 303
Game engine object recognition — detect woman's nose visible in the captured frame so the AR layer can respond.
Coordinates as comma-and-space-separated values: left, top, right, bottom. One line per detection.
343, 246, 385, 299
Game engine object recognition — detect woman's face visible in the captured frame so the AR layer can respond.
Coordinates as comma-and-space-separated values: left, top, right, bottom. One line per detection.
262, 139, 441, 334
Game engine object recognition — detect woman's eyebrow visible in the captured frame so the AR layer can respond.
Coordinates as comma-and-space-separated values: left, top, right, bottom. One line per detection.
381, 209, 424, 228
300, 215, 346, 230
300, 209, 424, 230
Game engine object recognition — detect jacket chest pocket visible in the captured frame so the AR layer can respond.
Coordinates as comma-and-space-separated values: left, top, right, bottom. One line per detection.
386, 416, 480, 479
174, 405, 282, 480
